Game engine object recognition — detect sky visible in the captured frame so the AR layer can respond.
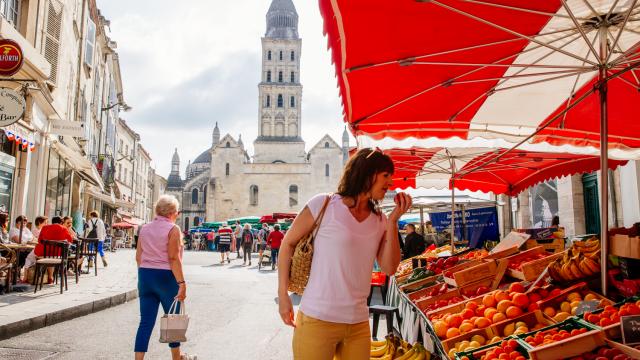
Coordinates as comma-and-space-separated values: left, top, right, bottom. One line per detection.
95, 0, 349, 178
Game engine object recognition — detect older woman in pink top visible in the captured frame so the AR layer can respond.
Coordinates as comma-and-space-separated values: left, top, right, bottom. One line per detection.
278, 148, 412, 360
134, 195, 195, 360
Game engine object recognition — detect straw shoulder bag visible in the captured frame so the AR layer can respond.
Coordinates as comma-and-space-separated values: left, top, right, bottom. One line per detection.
288, 194, 332, 295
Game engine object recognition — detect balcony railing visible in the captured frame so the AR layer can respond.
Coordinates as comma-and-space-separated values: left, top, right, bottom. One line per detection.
89, 154, 115, 188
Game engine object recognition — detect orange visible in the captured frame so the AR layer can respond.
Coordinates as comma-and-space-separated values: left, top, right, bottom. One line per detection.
475, 305, 487, 317
433, 320, 448, 338
509, 283, 525, 294
461, 308, 475, 320
497, 300, 514, 313
474, 317, 492, 329
492, 312, 507, 324
506, 306, 523, 319
448, 314, 463, 328
512, 293, 530, 309
466, 301, 479, 311
483, 294, 497, 308
494, 290, 510, 302
543, 306, 556, 317
484, 307, 498, 319
459, 322, 474, 334
446, 327, 461, 339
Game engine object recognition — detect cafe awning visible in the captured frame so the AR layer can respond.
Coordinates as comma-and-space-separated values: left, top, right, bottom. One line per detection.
49, 136, 104, 191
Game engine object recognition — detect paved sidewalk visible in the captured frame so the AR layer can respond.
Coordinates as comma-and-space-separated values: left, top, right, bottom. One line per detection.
0, 249, 138, 340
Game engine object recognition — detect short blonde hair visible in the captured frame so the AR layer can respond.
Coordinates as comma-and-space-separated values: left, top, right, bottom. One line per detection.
155, 195, 180, 217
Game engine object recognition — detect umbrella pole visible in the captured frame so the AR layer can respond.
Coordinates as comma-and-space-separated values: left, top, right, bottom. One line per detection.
420, 206, 425, 234
451, 180, 456, 253
598, 26, 609, 296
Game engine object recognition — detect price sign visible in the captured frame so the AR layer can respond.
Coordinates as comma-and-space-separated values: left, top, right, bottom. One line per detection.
574, 300, 600, 316
621, 315, 640, 345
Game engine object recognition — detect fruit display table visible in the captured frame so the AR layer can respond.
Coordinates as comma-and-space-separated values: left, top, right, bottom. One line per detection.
382, 237, 640, 360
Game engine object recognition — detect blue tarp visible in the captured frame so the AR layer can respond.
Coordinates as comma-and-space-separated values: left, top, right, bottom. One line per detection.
429, 207, 499, 248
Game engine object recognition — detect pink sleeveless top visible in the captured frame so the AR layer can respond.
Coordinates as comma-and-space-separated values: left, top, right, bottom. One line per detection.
139, 216, 182, 270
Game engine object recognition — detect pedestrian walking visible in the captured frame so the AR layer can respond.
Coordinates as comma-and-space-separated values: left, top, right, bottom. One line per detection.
85, 211, 108, 267
217, 225, 233, 264
240, 224, 254, 266
257, 223, 269, 265
233, 220, 242, 258
134, 195, 195, 360
268, 224, 283, 271
277, 148, 411, 360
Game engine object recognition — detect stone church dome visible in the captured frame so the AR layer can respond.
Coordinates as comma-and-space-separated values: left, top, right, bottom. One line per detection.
193, 148, 212, 164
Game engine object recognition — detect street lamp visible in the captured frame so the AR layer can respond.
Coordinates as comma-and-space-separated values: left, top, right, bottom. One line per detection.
101, 102, 132, 112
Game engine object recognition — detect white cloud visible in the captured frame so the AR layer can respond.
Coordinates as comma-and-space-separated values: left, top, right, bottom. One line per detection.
97, 0, 353, 177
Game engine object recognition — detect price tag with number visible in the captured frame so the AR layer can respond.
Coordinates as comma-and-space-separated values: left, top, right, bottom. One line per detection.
621, 315, 640, 345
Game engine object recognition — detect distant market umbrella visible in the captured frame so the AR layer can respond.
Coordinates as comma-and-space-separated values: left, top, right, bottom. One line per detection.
320, 0, 640, 294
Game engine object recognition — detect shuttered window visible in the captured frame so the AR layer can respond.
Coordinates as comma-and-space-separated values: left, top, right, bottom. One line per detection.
85, 18, 96, 67
43, 0, 63, 84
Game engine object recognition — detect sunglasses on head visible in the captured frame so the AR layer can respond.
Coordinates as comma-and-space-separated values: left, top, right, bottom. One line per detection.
365, 147, 383, 159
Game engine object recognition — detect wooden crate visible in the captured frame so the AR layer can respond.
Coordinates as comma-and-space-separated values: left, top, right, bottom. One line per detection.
524, 237, 566, 254
605, 339, 640, 358
536, 282, 614, 322
444, 260, 498, 287
441, 327, 496, 358
610, 233, 640, 259
407, 282, 447, 302
426, 290, 498, 321
415, 288, 463, 313
505, 247, 564, 281
399, 274, 439, 293
485, 246, 520, 260
490, 310, 554, 339
459, 277, 495, 298
523, 325, 606, 360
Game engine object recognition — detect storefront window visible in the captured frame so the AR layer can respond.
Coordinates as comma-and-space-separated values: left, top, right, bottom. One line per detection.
45, 151, 72, 217
529, 180, 558, 228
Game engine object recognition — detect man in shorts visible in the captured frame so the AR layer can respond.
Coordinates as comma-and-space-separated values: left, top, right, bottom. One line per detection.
217, 225, 233, 264
257, 223, 269, 263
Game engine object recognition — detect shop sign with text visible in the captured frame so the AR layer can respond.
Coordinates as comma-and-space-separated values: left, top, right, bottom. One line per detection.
0, 39, 24, 76
0, 87, 25, 127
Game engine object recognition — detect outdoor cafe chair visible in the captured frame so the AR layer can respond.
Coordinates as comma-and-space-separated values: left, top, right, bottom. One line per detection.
0, 244, 15, 292
67, 238, 84, 283
77, 237, 99, 276
33, 240, 69, 294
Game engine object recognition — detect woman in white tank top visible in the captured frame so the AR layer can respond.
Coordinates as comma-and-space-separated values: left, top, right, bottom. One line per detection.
277, 148, 412, 360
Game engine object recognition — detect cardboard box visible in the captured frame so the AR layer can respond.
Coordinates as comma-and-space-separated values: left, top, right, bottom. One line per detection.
610, 234, 640, 260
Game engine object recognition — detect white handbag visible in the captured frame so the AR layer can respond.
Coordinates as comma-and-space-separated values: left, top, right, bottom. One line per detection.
159, 300, 189, 343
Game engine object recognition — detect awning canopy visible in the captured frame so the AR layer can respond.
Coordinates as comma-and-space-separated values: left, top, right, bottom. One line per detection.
49, 136, 104, 190
320, 0, 640, 158
85, 185, 116, 206
386, 147, 627, 195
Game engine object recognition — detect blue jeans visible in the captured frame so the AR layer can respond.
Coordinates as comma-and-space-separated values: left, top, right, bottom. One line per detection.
134, 268, 180, 352
88, 241, 105, 258
271, 248, 279, 266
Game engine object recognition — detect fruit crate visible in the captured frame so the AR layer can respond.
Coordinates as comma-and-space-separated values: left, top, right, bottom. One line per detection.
459, 277, 494, 299
524, 237, 565, 254
425, 290, 492, 320
415, 288, 463, 313
515, 317, 605, 360
444, 259, 499, 287
441, 327, 496, 359
603, 339, 640, 358
536, 281, 613, 322
505, 246, 564, 281
455, 337, 529, 360
609, 233, 640, 260
399, 274, 440, 293
490, 310, 555, 340
407, 281, 447, 302
578, 296, 640, 339
484, 245, 519, 260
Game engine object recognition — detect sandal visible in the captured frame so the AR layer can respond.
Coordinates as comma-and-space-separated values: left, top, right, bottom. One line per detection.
181, 354, 198, 360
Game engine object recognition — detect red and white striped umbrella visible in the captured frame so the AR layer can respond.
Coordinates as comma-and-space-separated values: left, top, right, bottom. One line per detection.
320, 0, 640, 157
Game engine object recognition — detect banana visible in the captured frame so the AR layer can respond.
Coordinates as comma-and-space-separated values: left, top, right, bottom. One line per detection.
578, 256, 594, 277
371, 339, 387, 347
548, 261, 563, 281
393, 347, 416, 360
582, 256, 601, 274
569, 259, 584, 279
370, 355, 392, 360
370, 342, 388, 357
412, 348, 426, 360
561, 261, 576, 281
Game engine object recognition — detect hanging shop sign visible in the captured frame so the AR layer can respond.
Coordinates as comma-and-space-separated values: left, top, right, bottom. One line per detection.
0, 39, 24, 76
49, 119, 86, 138
0, 87, 25, 127
429, 207, 499, 248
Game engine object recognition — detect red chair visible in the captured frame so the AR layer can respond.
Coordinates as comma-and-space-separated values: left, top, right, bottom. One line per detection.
367, 272, 388, 306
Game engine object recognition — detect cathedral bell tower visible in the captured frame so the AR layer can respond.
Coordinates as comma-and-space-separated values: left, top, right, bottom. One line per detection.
253, 0, 306, 164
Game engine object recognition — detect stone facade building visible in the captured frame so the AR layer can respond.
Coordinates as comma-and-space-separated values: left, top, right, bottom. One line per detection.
167, 0, 349, 230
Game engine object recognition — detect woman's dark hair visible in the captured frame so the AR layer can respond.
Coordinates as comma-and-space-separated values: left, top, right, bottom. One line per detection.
552, 215, 560, 227
337, 148, 394, 215
0, 213, 7, 229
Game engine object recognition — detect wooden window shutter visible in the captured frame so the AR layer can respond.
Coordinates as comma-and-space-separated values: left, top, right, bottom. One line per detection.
43, 0, 63, 85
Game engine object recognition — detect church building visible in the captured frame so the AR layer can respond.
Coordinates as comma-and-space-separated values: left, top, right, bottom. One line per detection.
166, 0, 349, 230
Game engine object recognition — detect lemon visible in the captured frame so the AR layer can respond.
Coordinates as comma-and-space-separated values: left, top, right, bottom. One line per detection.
515, 321, 527, 329
560, 301, 572, 313
553, 311, 571, 322
490, 336, 502, 344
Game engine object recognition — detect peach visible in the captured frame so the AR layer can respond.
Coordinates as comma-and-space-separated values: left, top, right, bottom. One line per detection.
492, 312, 507, 323
446, 327, 461, 339
506, 306, 524, 319
509, 283, 525, 293
434, 320, 448, 338
483, 294, 497, 308
459, 322, 474, 334
484, 307, 498, 319
497, 300, 514, 313
461, 308, 475, 320
512, 293, 529, 309
448, 314, 463, 328
494, 290, 510, 302
474, 317, 492, 329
